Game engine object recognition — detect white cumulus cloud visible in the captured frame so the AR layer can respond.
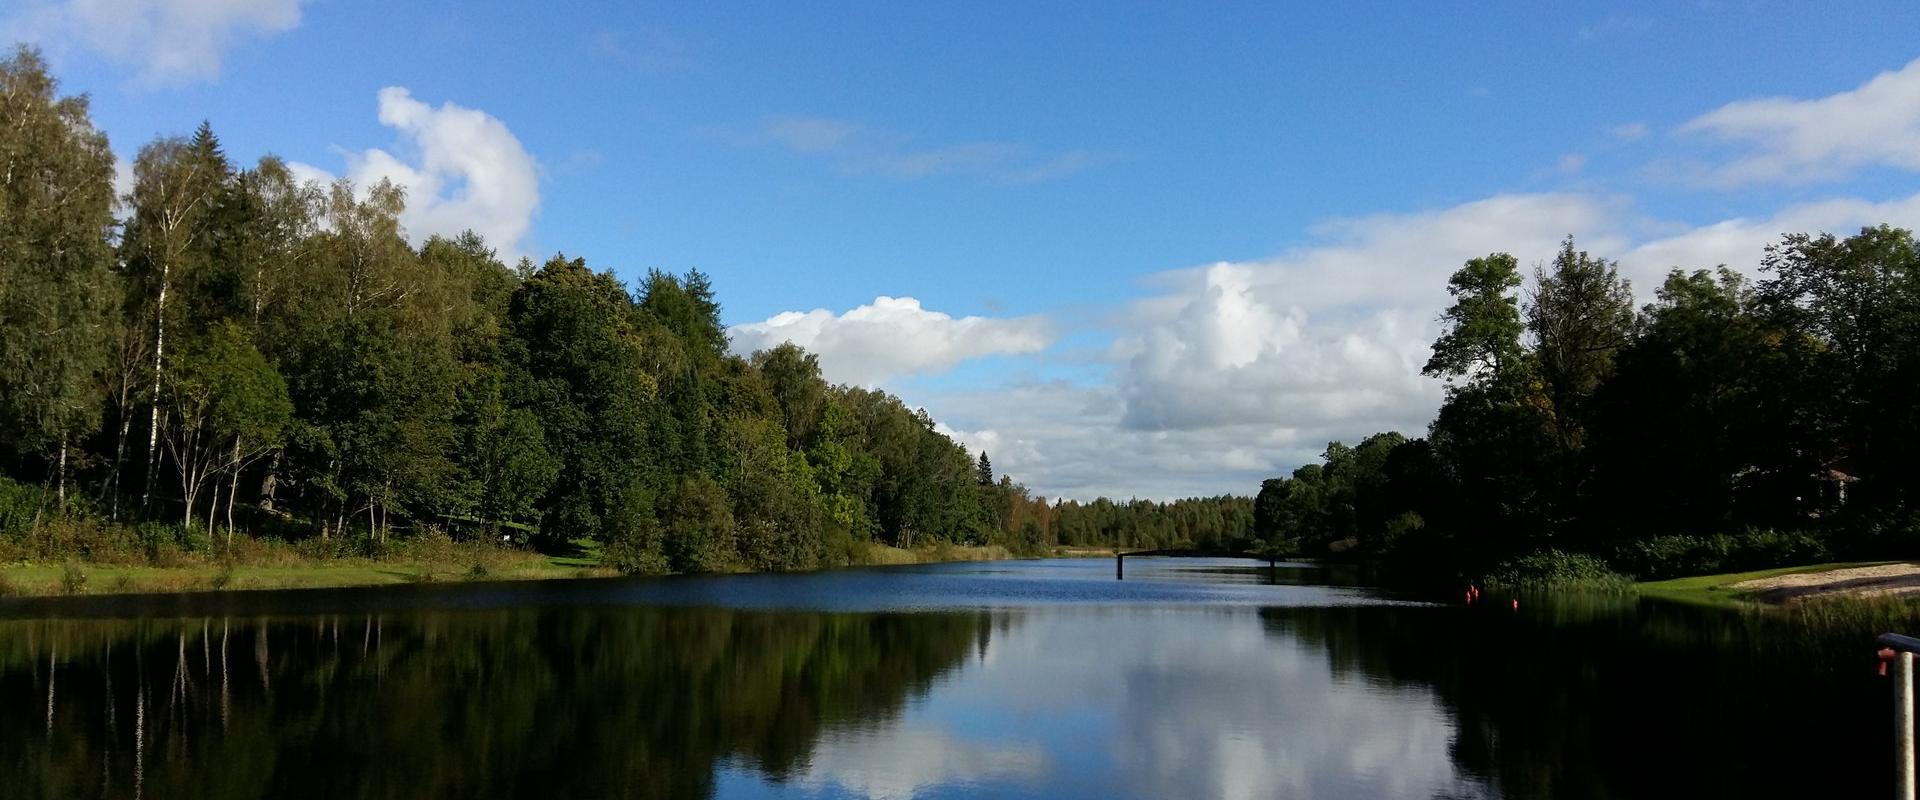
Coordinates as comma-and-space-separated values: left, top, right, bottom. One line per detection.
729, 296, 1052, 387
920, 190, 1920, 501
5, 0, 306, 86
1112, 193, 1630, 435
290, 87, 541, 260
1620, 192, 1920, 287
1680, 56, 1920, 185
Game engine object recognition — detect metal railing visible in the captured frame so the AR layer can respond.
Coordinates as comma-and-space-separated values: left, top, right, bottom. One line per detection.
1880, 633, 1920, 799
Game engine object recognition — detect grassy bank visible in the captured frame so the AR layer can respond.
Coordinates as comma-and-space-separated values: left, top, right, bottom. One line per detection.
1637, 561, 1896, 608
0, 540, 1025, 599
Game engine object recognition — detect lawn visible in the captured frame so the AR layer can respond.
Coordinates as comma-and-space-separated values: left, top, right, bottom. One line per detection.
1637, 561, 1899, 608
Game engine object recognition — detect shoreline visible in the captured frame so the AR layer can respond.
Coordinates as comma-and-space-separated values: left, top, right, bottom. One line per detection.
0, 542, 1023, 600
1637, 561, 1910, 608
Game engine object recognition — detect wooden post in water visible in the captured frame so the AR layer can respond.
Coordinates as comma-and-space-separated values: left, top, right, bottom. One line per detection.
1901, 650, 1915, 800
1115, 552, 1123, 580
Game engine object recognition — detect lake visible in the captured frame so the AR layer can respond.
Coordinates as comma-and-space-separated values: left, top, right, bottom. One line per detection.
0, 557, 1897, 798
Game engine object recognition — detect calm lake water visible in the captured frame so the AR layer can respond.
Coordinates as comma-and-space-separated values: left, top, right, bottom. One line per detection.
0, 557, 1897, 798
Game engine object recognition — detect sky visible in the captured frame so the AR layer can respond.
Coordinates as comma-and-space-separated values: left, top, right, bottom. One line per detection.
12, 0, 1920, 501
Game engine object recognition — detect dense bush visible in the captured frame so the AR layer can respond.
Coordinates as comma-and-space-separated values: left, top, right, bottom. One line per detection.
0, 477, 40, 537
1484, 549, 1630, 589
1611, 530, 1830, 581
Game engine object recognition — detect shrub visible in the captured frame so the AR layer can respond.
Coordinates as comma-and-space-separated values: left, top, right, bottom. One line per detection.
661, 477, 735, 573
1612, 529, 1830, 581
1485, 549, 1630, 590
59, 562, 87, 595
397, 528, 458, 565
0, 477, 41, 538
294, 534, 355, 562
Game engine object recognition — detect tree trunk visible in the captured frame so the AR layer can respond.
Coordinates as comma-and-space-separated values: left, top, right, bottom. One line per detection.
140, 260, 168, 510
226, 465, 240, 547
258, 452, 279, 513
104, 409, 132, 520
55, 435, 67, 507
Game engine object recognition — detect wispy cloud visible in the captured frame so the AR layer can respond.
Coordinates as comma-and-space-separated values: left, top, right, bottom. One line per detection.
750, 115, 1108, 183
3, 0, 308, 86
1608, 121, 1650, 142
1678, 55, 1920, 186
588, 26, 693, 72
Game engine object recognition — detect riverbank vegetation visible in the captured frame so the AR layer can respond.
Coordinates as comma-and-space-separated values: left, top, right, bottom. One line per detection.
1253, 225, 1920, 587
0, 48, 1255, 588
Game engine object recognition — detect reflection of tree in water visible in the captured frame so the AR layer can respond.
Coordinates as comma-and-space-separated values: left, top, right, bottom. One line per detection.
0, 608, 994, 799
1262, 599, 1888, 799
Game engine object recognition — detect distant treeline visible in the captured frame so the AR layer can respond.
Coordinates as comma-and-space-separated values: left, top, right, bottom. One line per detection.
1256, 228, 1920, 577
0, 47, 1252, 572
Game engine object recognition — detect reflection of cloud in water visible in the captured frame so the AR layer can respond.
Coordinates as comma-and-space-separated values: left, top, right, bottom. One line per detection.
792, 726, 1048, 799
942, 608, 1491, 799
1109, 629, 1485, 799
726, 606, 1487, 799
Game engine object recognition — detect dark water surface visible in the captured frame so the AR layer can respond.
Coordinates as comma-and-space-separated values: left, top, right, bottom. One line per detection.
0, 558, 1895, 798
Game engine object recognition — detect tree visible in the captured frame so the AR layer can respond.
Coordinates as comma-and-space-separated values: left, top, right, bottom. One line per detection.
751, 343, 827, 450
1425, 253, 1524, 382
661, 476, 735, 572
1757, 226, 1920, 512
1588, 268, 1777, 530
508, 256, 655, 547
163, 323, 291, 539
1527, 237, 1636, 453
0, 47, 118, 504
123, 126, 233, 509
976, 451, 994, 487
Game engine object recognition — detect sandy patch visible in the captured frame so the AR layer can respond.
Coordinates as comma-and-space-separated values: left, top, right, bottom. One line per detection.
1730, 563, 1920, 603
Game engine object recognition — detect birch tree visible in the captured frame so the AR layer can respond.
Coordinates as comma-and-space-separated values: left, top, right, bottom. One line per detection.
0, 47, 117, 505
123, 126, 231, 510
163, 323, 290, 539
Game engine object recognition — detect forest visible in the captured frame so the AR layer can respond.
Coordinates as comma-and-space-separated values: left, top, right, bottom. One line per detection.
0, 47, 1252, 578
1255, 229, 1920, 580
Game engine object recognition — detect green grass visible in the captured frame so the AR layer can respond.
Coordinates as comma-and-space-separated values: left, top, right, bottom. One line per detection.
0, 556, 605, 597
1638, 561, 1899, 608
0, 537, 1031, 598
548, 537, 604, 568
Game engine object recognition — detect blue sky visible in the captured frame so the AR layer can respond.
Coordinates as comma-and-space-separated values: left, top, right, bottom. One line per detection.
14, 1, 1920, 499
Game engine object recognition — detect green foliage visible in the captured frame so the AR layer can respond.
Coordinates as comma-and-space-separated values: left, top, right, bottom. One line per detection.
603, 480, 668, 575
0, 47, 118, 466
1484, 550, 1628, 590
1261, 228, 1920, 580
661, 476, 735, 573
1611, 531, 1830, 582
1424, 252, 1524, 381
0, 51, 1262, 575
0, 477, 41, 538
58, 562, 86, 595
